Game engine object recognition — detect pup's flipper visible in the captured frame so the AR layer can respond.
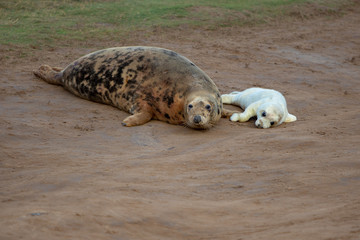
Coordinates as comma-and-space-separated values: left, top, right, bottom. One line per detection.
230, 101, 258, 122
285, 113, 297, 122
221, 94, 234, 104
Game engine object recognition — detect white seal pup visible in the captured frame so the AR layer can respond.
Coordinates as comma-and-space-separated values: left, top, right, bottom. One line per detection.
221, 87, 297, 128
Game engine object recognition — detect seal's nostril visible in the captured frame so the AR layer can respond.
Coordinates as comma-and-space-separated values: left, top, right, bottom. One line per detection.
194, 115, 201, 123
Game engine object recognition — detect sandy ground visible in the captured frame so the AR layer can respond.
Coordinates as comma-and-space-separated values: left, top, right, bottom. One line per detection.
1, 4, 360, 240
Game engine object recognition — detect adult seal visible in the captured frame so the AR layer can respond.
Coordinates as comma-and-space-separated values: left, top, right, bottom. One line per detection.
33, 46, 223, 129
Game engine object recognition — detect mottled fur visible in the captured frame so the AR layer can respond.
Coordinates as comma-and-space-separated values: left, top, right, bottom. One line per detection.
33, 47, 223, 129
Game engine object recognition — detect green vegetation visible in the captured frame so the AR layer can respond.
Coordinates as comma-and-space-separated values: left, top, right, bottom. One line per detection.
0, 0, 353, 47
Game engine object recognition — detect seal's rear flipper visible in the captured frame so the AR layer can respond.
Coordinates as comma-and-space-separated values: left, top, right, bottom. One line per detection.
285, 113, 297, 122
33, 65, 63, 86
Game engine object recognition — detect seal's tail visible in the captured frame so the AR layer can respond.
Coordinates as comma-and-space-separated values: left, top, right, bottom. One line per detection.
33, 65, 63, 85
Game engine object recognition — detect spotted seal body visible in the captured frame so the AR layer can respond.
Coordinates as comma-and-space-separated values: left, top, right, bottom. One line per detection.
33, 47, 223, 129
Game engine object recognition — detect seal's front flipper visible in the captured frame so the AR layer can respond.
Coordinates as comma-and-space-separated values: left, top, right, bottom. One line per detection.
33, 65, 63, 85
221, 108, 238, 118
122, 112, 153, 127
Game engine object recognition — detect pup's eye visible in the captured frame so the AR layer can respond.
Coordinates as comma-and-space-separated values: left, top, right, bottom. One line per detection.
270, 121, 275, 125
205, 104, 211, 111
188, 104, 193, 109
262, 112, 266, 117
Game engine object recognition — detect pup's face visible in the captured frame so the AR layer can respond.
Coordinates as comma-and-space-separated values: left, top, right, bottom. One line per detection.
255, 104, 283, 128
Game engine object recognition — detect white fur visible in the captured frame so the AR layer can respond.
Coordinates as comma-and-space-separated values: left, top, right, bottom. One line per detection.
221, 87, 297, 128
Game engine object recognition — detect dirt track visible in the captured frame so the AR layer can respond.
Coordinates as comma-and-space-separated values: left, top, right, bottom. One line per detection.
1, 4, 360, 240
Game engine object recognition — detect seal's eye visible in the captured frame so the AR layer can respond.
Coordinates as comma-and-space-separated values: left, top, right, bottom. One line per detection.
270, 121, 275, 126
205, 104, 211, 111
188, 104, 193, 109
262, 112, 266, 117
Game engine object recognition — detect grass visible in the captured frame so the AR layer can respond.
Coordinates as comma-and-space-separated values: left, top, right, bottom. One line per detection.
0, 0, 354, 47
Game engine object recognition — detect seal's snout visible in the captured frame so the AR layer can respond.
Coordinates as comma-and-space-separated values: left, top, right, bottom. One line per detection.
194, 115, 202, 123
255, 120, 263, 128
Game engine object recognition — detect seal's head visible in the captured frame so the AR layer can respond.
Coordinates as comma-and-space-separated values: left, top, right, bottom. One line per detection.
255, 102, 284, 128
184, 92, 222, 130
